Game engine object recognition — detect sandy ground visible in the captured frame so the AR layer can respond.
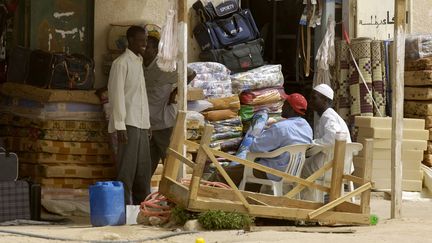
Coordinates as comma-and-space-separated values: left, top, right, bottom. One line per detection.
0, 193, 432, 243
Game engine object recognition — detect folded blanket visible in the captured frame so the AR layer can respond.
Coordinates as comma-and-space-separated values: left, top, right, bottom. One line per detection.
0, 113, 107, 131
209, 137, 243, 152
202, 109, 238, 121
34, 177, 101, 189
19, 152, 113, 165
211, 131, 242, 141
0, 82, 101, 104
188, 62, 231, 76
20, 163, 116, 179
0, 126, 109, 142
2, 137, 111, 155
231, 65, 284, 93
239, 101, 284, 121
240, 87, 285, 105
207, 95, 241, 111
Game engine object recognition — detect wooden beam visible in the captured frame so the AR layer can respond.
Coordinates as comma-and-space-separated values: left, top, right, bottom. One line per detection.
203, 146, 251, 210
247, 196, 270, 206
308, 183, 372, 219
166, 148, 196, 169
361, 139, 373, 214
329, 133, 347, 210
342, 174, 364, 186
391, 0, 406, 219
188, 125, 213, 202
209, 148, 330, 192
285, 161, 333, 198
162, 111, 186, 179
177, 0, 187, 112
184, 140, 200, 150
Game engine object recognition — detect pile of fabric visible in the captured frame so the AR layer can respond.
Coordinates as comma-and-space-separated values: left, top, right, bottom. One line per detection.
187, 62, 243, 155
233, 65, 286, 134
0, 83, 114, 196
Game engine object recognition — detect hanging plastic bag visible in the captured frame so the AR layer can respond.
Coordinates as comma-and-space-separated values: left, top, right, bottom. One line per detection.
157, 4, 178, 72
314, 16, 335, 86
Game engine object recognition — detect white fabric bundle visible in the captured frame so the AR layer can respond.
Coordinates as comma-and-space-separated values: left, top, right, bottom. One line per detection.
314, 16, 335, 86
157, 7, 178, 72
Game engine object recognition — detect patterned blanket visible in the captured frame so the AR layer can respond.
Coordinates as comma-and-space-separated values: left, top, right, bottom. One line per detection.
2, 137, 111, 155
0, 82, 101, 104
20, 163, 116, 179
0, 113, 107, 131
19, 152, 112, 165
0, 126, 109, 142
231, 65, 284, 94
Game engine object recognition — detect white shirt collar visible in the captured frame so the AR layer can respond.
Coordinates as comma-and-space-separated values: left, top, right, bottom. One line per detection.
125, 48, 143, 62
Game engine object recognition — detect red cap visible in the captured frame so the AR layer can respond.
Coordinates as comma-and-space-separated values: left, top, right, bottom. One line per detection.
282, 93, 308, 115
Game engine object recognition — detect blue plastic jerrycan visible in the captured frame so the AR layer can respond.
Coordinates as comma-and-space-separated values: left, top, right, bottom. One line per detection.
89, 181, 126, 226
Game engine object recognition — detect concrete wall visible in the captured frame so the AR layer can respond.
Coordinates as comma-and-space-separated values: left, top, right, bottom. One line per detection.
93, 0, 202, 88
411, 0, 432, 34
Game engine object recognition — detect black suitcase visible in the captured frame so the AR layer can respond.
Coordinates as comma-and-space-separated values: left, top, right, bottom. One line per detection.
199, 38, 265, 73
0, 180, 31, 222
6, 46, 31, 84
0, 147, 18, 181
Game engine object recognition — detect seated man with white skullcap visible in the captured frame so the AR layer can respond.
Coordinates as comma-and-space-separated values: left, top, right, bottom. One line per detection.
301, 84, 352, 201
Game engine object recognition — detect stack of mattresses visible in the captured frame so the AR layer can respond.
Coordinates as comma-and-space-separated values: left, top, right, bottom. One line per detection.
353, 116, 427, 191
404, 57, 432, 167
0, 83, 114, 197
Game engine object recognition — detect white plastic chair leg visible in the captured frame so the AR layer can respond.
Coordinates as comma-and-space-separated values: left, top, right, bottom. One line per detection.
239, 179, 246, 191
272, 182, 283, 196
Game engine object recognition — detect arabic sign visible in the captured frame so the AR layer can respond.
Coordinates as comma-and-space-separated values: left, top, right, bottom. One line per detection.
356, 0, 408, 40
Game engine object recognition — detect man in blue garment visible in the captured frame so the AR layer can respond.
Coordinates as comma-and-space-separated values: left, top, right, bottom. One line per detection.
248, 93, 313, 181
211, 93, 313, 191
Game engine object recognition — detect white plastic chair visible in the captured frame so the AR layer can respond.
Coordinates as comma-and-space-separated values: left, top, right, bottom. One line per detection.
306, 142, 363, 202
239, 144, 311, 196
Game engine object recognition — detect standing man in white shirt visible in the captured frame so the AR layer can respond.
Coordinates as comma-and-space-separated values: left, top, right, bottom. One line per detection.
108, 25, 151, 205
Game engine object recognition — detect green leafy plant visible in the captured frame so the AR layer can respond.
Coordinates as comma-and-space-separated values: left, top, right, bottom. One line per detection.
171, 206, 198, 225
198, 210, 254, 230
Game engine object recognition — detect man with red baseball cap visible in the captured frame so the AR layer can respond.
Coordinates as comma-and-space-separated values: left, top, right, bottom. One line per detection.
245, 93, 313, 183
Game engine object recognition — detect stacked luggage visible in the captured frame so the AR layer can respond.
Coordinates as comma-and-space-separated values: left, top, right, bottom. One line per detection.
193, 0, 265, 73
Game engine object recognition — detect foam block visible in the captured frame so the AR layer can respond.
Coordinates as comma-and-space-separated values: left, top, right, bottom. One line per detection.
357, 128, 429, 140
372, 179, 422, 191
405, 87, 432, 100
404, 101, 432, 116
371, 169, 423, 180
353, 156, 422, 170
356, 137, 427, 150
354, 116, 425, 129
358, 149, 424, 160
404, 70, 432, 86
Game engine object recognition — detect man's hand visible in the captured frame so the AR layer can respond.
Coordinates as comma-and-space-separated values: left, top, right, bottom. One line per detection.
117, 130, 128, 144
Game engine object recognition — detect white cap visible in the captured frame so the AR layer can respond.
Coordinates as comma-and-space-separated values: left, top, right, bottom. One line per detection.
313, 84, 334, 100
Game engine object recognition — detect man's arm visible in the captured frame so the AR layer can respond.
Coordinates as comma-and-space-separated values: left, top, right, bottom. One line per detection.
108, 61, 128, 142
313, 119, 339, 145
249, 125, 281, 153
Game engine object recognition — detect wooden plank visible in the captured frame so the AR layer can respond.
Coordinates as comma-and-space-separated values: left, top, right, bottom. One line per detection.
209, 148, 330, 192
158, 177, 189, 208
308, 183, 372, 219
197, 185, 362, 213
163, 111, 186, 179
284, 161, 333, 198
249, 226, 356, 233
188, 125, 213, 202
343, 174, 364, 186
329, 134, 347, 210
361, 139, 373, 214
184, 139, 200, 150
247, 196, 270, 206
391, 0, 406, 219
203, 146, 251, 210
166, 148, 196, 169
188, 200, 370, 225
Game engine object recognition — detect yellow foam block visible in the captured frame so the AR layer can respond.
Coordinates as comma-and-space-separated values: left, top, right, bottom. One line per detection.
187, 88, 205, 101
353, 156, 422, 170
357, 128, 429, 140
356, 137, 427, 151
404, 101, 432, 116
358, 149, 424, 160
371, 169, 423, 181
372, 179, 423, 191
354, 116, 425, 129
404, 87, 432, 100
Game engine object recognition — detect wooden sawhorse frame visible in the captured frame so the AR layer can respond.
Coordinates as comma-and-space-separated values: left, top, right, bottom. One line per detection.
159, 111, 374, 225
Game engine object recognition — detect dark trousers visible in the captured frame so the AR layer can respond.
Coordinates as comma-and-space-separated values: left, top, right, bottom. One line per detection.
212, 164, 268, 193
116, 126, 152, 205
149, 127, 173, 175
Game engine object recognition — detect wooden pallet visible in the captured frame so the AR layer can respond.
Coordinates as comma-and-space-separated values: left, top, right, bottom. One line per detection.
159, 111, 374, 225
